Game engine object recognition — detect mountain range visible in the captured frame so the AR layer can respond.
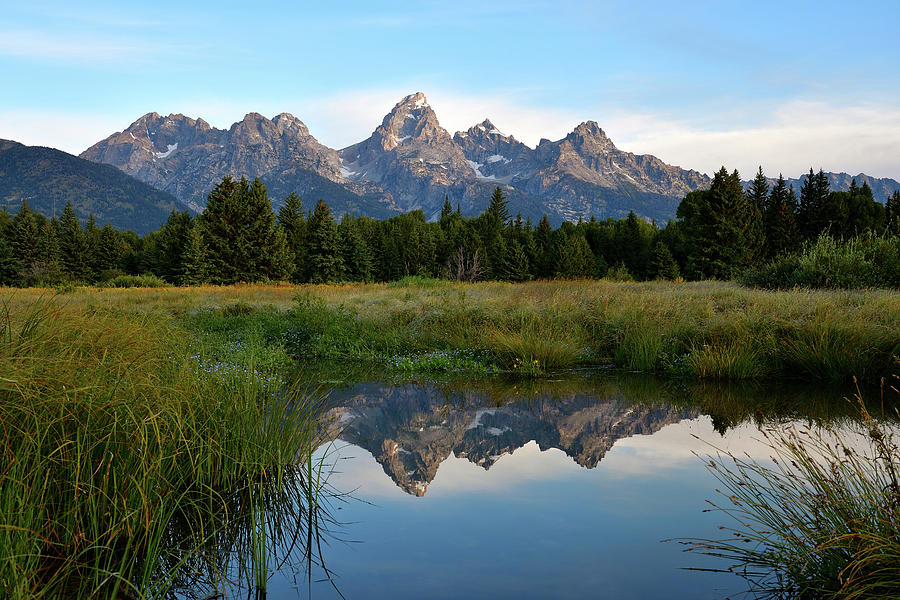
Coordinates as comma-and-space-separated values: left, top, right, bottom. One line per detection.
80, 92, 716, 224
4, 91, 898, 232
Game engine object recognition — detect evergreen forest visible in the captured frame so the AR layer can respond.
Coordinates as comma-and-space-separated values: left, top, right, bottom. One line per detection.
2, 167, 899, 288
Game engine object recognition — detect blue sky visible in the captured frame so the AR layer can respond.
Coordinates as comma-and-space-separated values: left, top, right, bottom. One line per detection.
2, 0, 899, 179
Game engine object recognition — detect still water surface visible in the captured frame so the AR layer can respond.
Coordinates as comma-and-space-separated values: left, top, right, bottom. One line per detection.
236, 373, 879, 599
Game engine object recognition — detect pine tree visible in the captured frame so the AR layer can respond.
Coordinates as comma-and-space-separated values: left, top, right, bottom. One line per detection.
747, 167, 769, 216
650, 242, 680, 280
57, 203, 90, 282
555, 233, 595, 279
487, 186, 510, 226
84, 214, 100, 281
797, 168, 832, 240
277, 193, 307, 282
305, 199, 344, 283
199, 177, 291, 283
678, 167, 760, 280
764, 175, 800, 258
155, 211, 192, 283
747, 167, 770, 255
339, 216, 374, 282
96, 224, 125, 276
181, 221, 209, 286
11, 202, 42, 268
534, 215, 554, 278
0, 233, 21, 286
35, 219, 62, 284
616, 211, 650, 279
500, 238, 531, 282
886, 191, 900, 234
439, 196, 453, 223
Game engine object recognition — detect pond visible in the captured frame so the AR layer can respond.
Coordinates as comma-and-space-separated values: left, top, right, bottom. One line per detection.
207, 371, 890, 599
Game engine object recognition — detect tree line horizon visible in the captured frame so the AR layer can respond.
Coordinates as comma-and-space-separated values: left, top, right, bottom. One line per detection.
1, 166, 899, 287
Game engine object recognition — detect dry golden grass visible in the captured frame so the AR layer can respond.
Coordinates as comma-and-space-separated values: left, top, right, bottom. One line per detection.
3, 279, 898, 381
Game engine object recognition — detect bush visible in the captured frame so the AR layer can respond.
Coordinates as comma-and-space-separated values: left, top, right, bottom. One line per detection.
741, 233, 900, 290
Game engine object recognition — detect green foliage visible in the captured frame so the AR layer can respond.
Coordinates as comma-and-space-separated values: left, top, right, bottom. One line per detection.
0, 298, 327, 598
0, 140, 178, 234
199, 177, 292, 284
305, 199, 344, 283
277, 192, 306, 282
797, 168, 833, 240
887, 190, 900, 234
650, 241, 680, 280
741, 232, 900, 290
0, 234, 21, 286
181, 221, 209, 286
679, 167, 762, 280
57, 202, 91, 282
764, 175, 801, 258
555, 233, 596, 279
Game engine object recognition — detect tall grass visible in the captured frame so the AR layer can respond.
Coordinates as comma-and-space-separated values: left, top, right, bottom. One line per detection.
2, 279, 897, 383
681, 385, 900, 598
0, 297, 331, 599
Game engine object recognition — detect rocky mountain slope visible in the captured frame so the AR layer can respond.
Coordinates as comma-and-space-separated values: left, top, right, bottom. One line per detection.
0, 139, 179, 234
455, 118, 709, 222
80, 93, 711, 224
337, 93, 542, 219
80, 111, 400, 218
80, 92, 899, 226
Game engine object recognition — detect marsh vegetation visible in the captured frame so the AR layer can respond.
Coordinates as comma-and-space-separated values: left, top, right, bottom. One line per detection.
0, 280, 898, 598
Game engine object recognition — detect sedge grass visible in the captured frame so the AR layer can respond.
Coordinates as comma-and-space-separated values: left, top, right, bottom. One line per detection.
0, 297, 331, 599
680, 384, 900, 598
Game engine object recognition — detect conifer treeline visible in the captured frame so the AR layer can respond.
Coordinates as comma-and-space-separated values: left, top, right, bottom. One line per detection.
1, 169, 898, 287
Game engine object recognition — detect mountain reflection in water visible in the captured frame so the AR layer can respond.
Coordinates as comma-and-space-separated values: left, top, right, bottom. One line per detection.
324, 381, 698, 496
262, 371, 892, 599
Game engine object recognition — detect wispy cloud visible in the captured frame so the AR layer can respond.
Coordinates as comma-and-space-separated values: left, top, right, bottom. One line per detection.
0, 29, 190, 65
606, 101, 900, 180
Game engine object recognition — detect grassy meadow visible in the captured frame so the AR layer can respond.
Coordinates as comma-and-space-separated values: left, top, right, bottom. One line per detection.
6, 277, 894, 382
1, 278, 898, 598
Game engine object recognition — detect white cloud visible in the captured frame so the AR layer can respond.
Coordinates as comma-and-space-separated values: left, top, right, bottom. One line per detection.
0, 29, 188, 65
0, 110, 127, 155
604, 101, 900, 181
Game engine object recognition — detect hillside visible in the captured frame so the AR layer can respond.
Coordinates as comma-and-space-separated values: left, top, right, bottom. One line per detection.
0, 139, 179, 234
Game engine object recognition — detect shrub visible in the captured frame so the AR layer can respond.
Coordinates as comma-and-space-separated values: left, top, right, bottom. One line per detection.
741, 233, 900, 290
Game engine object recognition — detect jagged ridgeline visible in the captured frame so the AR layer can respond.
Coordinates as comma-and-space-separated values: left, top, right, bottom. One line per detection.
79, 92, 715, 225
0, 140, 179, 234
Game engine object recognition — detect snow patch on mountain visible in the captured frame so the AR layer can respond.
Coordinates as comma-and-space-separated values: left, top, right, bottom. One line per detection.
154, 143, 177, 159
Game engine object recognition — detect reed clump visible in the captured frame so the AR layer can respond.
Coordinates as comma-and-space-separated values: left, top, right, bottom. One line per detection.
0, 297, 326, 599
683, 384, 900, 598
